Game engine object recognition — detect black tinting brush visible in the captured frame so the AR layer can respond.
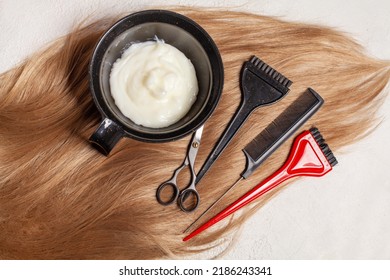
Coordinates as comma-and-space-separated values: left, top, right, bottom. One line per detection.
195, 56, 293, 186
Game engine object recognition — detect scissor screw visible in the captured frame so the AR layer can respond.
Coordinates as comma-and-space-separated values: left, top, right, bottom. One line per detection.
192, 142, 199, 148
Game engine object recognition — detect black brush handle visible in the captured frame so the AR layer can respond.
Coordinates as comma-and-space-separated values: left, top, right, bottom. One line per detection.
195, 101, 254, 185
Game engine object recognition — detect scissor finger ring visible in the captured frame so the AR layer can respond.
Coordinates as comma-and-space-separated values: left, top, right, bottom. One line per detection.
178, 188, 200, 212
156, 181, 179, 205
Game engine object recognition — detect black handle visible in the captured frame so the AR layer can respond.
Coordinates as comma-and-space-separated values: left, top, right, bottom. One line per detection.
195, 101, 253, 185
89, 118, 124, 155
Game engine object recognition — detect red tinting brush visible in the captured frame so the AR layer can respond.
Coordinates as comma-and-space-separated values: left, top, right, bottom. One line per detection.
183, 127, 337, 241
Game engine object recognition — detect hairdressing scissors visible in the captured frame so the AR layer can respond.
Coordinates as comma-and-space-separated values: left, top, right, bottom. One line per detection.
156, 126, 203, 212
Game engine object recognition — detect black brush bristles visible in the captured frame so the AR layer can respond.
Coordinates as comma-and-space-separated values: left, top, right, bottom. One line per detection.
249, 56, 293, 89
309, 127, 338, 167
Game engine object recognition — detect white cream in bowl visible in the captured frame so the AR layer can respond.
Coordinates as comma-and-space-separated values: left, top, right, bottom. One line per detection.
109, 40, 198, 128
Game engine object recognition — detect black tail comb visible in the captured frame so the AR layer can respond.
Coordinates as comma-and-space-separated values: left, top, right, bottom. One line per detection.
242, 88, 324, 178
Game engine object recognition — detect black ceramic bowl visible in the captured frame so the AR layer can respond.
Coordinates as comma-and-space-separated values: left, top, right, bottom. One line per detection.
89, 10, 224, 155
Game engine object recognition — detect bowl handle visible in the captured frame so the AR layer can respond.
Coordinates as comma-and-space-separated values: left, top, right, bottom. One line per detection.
89, 118, 124, 155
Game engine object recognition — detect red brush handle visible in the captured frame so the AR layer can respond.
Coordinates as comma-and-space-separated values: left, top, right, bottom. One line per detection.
183, 130, 334, 241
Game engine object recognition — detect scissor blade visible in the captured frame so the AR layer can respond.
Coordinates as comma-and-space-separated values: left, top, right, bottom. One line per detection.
187, 125, 203, 165
194, 125, 204, 142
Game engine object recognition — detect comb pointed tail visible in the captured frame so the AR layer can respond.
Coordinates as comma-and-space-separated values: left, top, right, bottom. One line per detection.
184, 159, 291, 241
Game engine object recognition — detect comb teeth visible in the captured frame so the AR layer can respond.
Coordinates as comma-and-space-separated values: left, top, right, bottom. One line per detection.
250, 56, 292, 87
309, 127, 338, 167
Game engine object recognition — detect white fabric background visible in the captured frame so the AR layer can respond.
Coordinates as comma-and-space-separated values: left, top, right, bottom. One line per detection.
1, 0, 389, 259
